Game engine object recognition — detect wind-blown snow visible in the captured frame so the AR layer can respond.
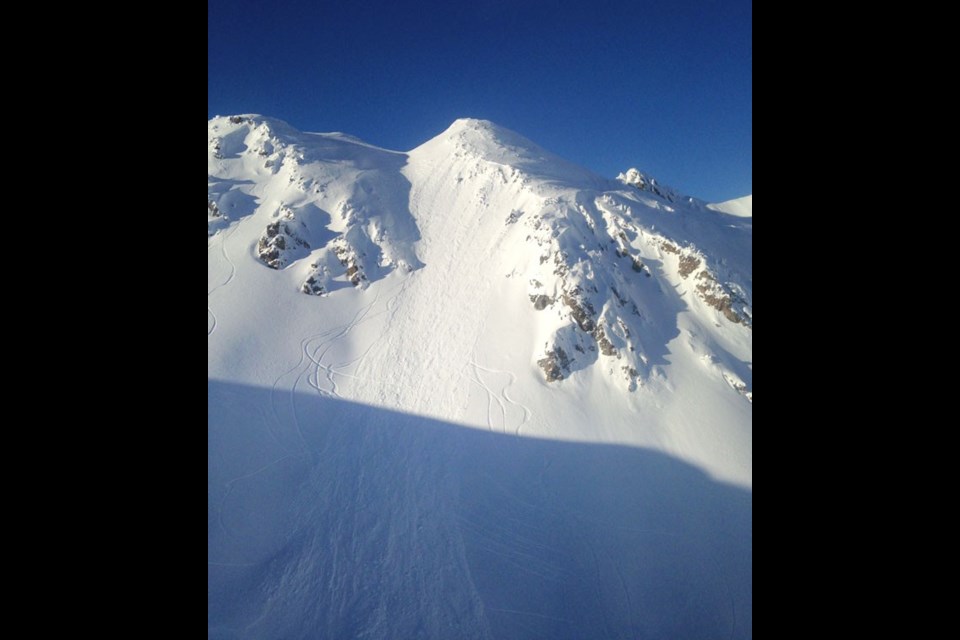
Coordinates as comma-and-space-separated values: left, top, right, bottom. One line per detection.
208, 115, 752, 639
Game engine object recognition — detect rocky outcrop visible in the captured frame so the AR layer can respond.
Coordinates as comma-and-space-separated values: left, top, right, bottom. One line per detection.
677, 255, 701, 278
333, 240, 366, 287
538, 346, 571, 382
616, 168, 679, 202
529, 294, 553, 310
257, 220, 311, 270
562, 291, 596, 333
661, 240, 751, 328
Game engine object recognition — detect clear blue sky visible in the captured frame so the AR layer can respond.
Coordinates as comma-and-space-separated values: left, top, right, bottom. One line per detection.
208, 0, 751, 202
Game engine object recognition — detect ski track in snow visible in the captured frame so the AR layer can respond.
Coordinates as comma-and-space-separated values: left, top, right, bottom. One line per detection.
269, 278, 412, 448
304, 282, 397, 398
308, 287, 387, 399
467, 360, 531, 435
208, 217, 249, 338
466, 363, 505, 432
207, 221, 239, 297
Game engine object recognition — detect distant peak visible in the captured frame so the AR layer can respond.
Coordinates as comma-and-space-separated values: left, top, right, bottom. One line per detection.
617, 168, 682, 203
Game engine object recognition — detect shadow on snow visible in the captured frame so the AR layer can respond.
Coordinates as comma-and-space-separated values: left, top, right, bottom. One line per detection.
209, 379, 751, 639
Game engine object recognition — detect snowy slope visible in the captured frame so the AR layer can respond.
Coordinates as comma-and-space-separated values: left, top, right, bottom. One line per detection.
208, 115, 752, 639
707, 194, 752, 218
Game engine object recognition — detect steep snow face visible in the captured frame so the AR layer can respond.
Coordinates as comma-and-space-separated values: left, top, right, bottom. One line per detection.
208, 115, 752, 639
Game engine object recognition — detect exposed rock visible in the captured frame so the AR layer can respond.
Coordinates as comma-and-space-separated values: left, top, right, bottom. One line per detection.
678, 255, 701, 279
695, 283, 742, 324
696, 270, 716, 282
538, 346, 570, 382
562, 294, 595, 333
661, 241, 680, 255
529, 294, 554, 310
334, 241, 367, 287
301, 276, 325, 296
617, 168, 678, 202
611, 287, 627, 306
593, 325, 618, 357
257, 221, 310, 269
622, 365, 640, 391
257, 238, 281, 269
552, 251, 569, 277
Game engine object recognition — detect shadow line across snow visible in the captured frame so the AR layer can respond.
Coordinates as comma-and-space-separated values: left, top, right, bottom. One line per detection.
209, 379, 751, 640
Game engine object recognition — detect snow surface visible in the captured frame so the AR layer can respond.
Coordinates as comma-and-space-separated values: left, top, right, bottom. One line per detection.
209, 115, 752, 638
707, 194, 752, 218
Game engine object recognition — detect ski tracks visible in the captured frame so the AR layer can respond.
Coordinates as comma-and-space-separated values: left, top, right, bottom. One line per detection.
207, 219, 242, 297
268, 277, 411, 450
467, 360, 531, 435
208, 217, 247, 336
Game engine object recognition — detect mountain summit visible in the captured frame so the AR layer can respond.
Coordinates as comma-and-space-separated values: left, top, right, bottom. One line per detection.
208, 115, 752, 638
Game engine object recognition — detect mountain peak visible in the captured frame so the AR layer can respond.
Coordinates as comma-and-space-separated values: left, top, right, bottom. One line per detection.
446, 116, 497, 131
420, 117, 604, 187
439, 117, 543, 151
617, 168, 684, 203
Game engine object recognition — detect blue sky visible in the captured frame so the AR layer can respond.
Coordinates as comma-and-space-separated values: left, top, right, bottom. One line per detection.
209, 0, 751, 202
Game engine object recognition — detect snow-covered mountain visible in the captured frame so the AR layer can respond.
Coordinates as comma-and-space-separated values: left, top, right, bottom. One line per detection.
208, 115, 752, 639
